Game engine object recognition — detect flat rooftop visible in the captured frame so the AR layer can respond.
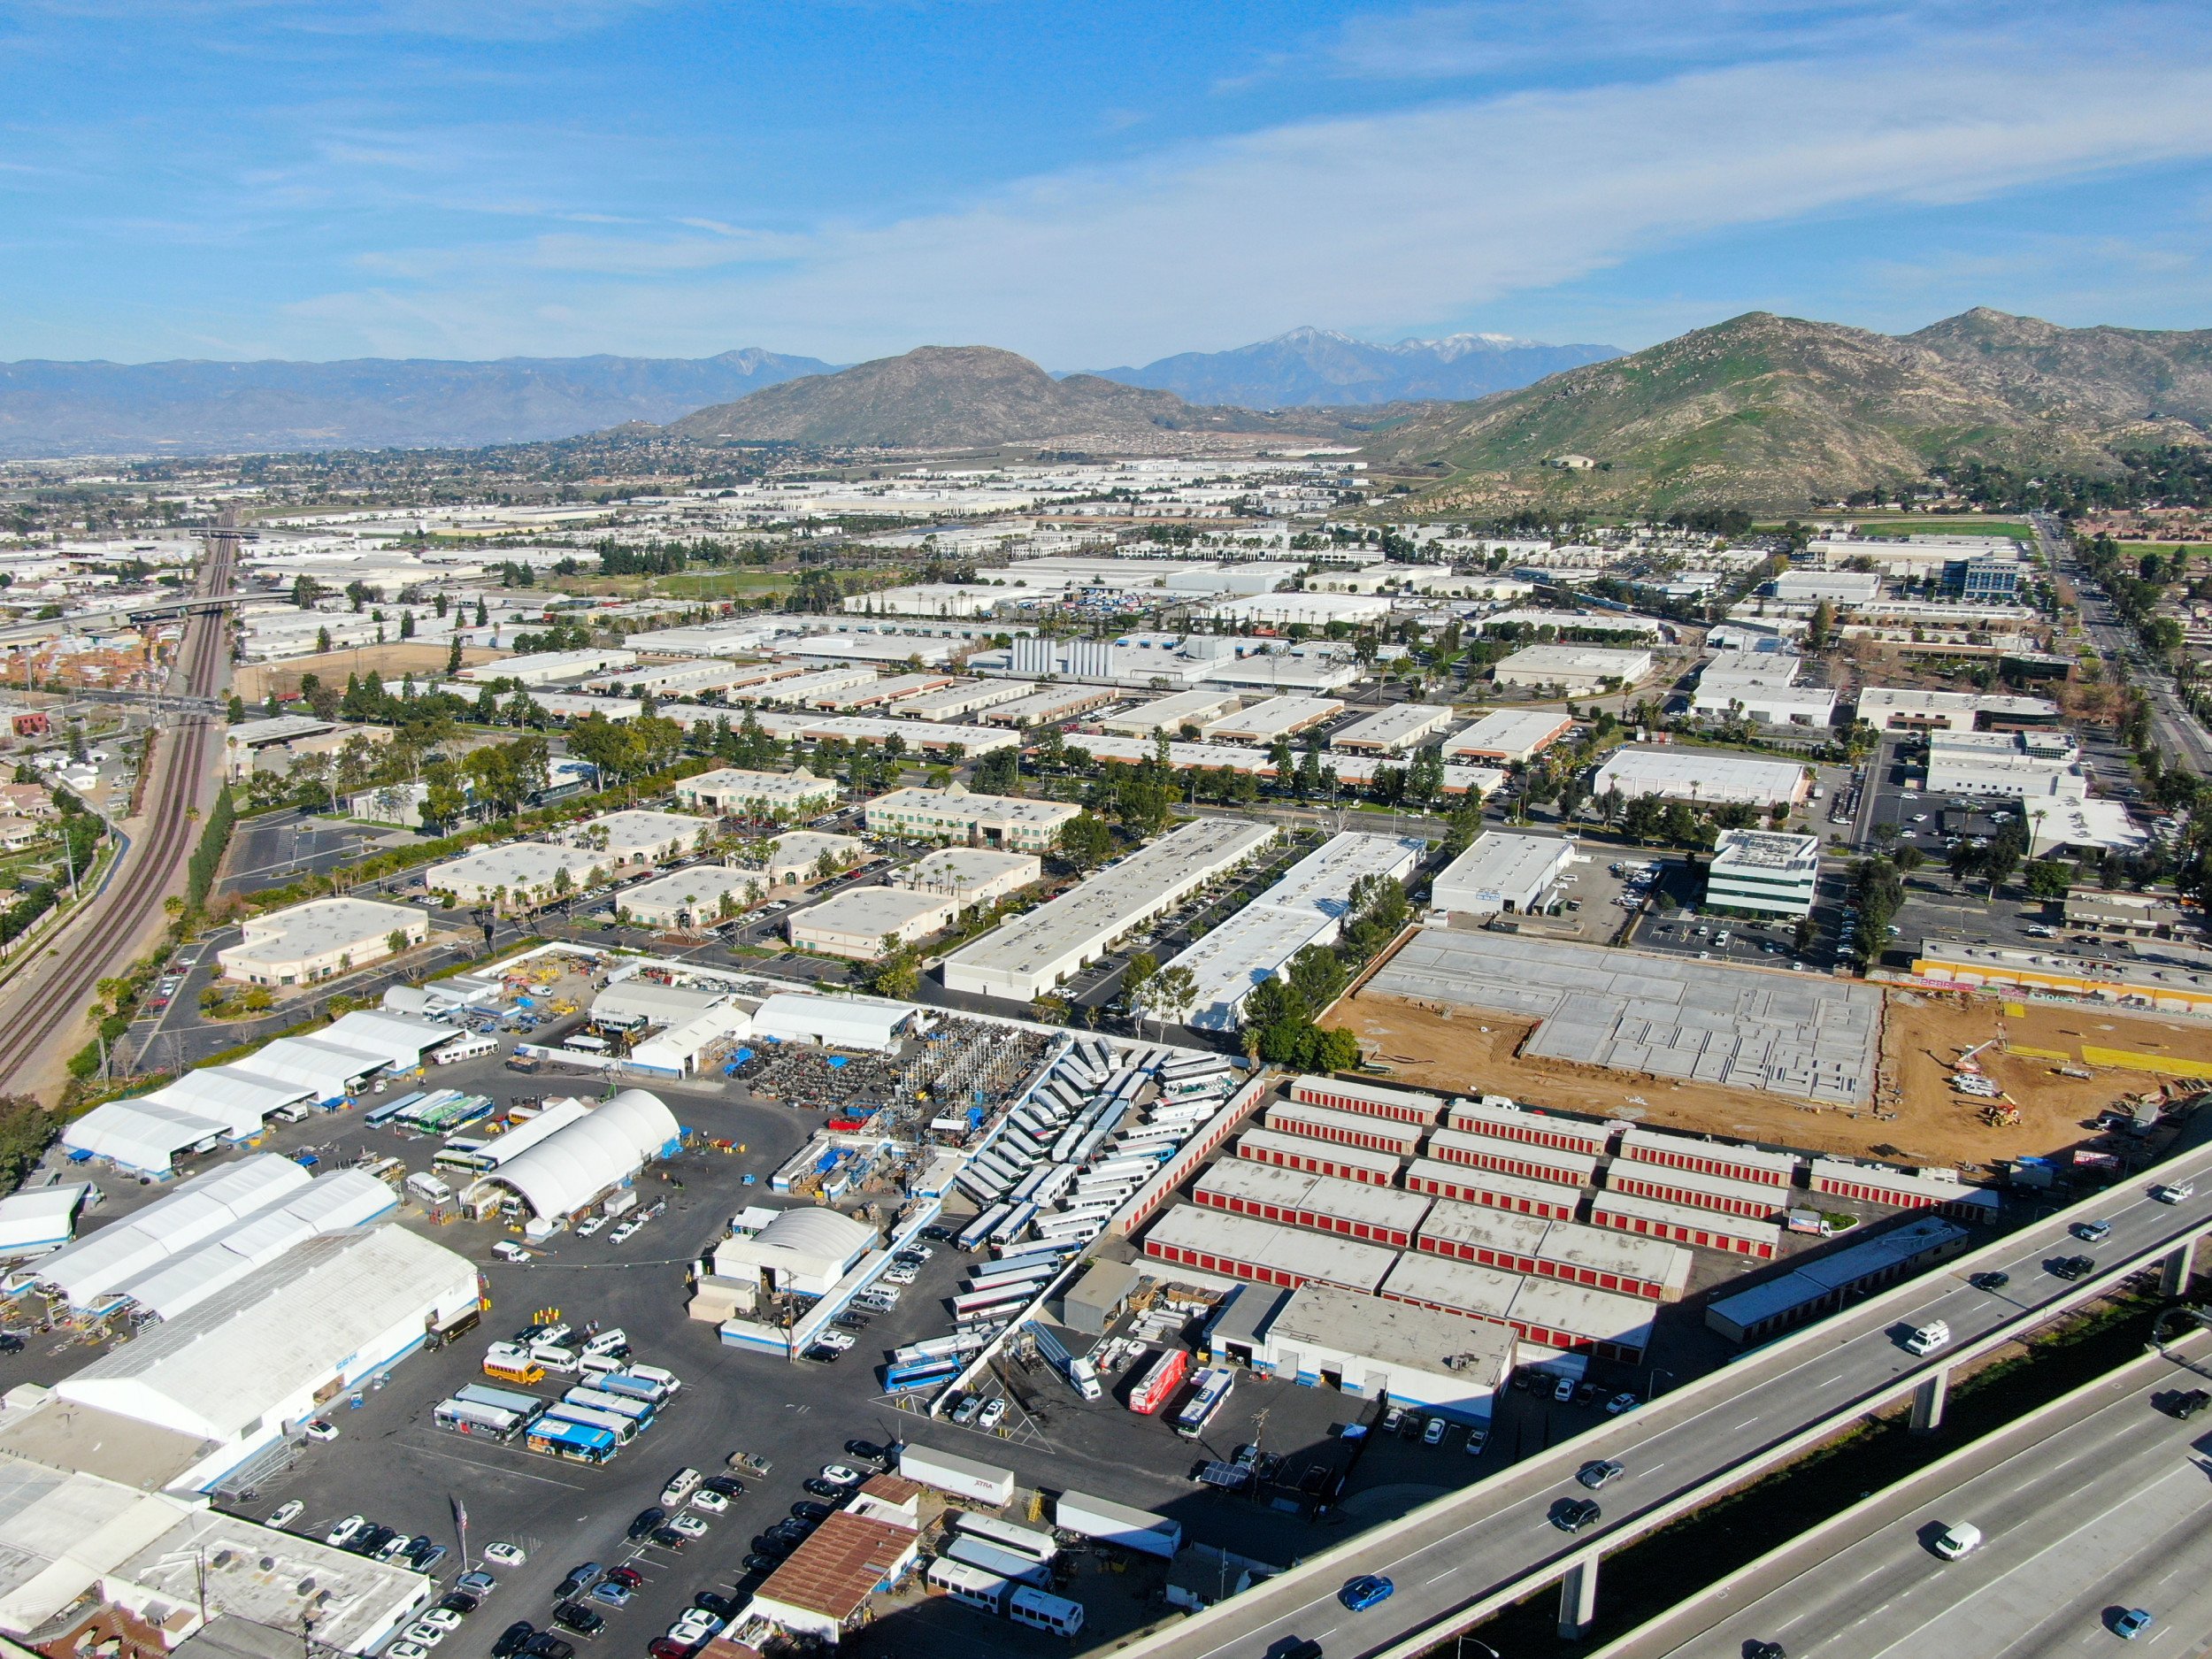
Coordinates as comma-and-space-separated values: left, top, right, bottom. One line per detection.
1270, 1281, 1517, 1379
1369, 928, 1880, 1104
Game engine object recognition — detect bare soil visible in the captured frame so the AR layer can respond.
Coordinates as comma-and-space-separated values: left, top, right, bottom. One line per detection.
234, 643, 504, 702
1325, 987, 2212, 1171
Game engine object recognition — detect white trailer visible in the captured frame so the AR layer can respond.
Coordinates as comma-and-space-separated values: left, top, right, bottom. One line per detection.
1053, 1490, 1182, 1558
900, 1443, 1018, 1507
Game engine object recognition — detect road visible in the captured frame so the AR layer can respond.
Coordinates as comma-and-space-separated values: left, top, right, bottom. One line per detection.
0, 533, 234, 1097
1594, 1339, 2212, 1658
2040, 509, 2212, 776
1120, 1135, 2212, 1659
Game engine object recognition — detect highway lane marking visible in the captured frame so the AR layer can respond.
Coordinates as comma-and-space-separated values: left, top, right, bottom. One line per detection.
1732, 1417, 1760, 1431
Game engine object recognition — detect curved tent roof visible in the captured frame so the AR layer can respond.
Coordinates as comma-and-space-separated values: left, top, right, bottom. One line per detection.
112, 1169, 400, 1322
30, 1156, 311, 1306
59, 1101, 228, 1175
135, 1069, 309, 1140
462, 1090, 678, 1219
755, 1207, 876, 1263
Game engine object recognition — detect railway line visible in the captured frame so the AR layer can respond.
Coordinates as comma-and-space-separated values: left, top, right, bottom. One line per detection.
0, 534, 235, 1091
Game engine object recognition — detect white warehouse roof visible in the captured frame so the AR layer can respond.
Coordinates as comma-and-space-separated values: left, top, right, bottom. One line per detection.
461, 1089, 679, 1219
55, 1225, 479, 1446
28, 1157, 312, 1307
752, 992, 918, 1053
134, 1070, 310, 1138
62, 1101, 236, 1176
111, 1169, 398, 1323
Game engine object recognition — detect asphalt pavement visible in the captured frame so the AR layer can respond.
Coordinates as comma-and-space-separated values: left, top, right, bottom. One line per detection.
1592, 1337, 2212, 1658
2044, 511, 2212, 776
1115, 1134, 2212, 1659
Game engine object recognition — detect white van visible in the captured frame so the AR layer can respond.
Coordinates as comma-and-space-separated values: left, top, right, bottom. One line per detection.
579, 1351, 623, 1379
1903, 1320, 1951, 1356
626, 1363, 681, 1395
405, 1171, 454, 1206
1932, 1521, 1982, 1559
529, 1342, 580, 1374
583, 1327, 629, 1357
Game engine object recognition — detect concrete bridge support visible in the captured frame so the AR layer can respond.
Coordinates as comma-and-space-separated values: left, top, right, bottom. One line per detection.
1909, 1365, 1951, 1436
1557, 1553, 1600, 1640
2162, 1237, 2198, 1299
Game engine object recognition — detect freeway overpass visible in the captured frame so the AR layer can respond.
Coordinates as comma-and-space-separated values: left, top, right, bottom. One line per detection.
0, 588, 257, 649
1113, 1132, 2212, 1659
1591, 1334, 2212, 1657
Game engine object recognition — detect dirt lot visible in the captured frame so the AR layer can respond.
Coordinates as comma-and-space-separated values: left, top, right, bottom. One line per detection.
234, 642, 504, 701
1325, 987, 2212, 1171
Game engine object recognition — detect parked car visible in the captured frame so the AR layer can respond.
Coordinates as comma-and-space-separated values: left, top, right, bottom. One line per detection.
668, 1514, 710, 1540
490, 1623, 534, 1659
553, 1564, 602, 1601
518, 1636, 572, 1659
604, 1567, 645, 1590
588, 1583, 632, 1610
975, 1400, 1007, 1432
304, 1419, 340, 1442
801, 1478, 847, 1500
267, 1501, 304, 1531
649, 1526, 689, 1551
1604, 1393, 1640, 1416
455, 1571, 495, 1598
790, 1501, 834, 1524
550, 1604, 603, 1637
1422, 1417, 1448, 1446
691, 1489, 729, 1514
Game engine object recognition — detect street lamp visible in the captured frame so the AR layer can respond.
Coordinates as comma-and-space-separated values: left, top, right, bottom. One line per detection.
1454, 1637, 1501, 1659
1647, 1367, 1676, 1402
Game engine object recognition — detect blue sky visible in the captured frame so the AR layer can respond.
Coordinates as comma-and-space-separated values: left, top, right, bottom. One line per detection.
3, 0, 2210, 365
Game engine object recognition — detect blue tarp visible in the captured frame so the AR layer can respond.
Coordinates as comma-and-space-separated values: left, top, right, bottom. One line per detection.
827, 1056, 848, 1069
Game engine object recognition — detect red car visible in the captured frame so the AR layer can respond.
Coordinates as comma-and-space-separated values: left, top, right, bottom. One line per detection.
604, 1567, 644, 1589
648, 1640, 693, 1659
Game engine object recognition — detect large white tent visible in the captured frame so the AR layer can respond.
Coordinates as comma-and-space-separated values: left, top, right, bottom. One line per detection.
133, 1070, 309, 1140
221, 1035, 388, 1100
111, 1169, 398, 1323
24, 1156, 311, 1308
751, 992, 917, 1054
0, 1187, 90, 1258
317, 1010, 460, 1069
60, 1100, 232, 1178
461, 1090, 679, 1220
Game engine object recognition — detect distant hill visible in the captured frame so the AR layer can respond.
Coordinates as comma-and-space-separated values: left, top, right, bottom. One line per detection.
664, 344, 1347, 449
0, 348, 836, 457
1087, 326, 1619, 408
1364, 309, 2212, 510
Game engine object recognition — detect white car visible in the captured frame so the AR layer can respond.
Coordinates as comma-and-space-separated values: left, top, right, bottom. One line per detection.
690, 1489, 729, 1514
574, 1215, 605, 1236
976, 1399, 1007, 1432
304, 1419, 340, 1442
669, 1514, 710, 1540
326, 1514, 366, 1548
266, 1501, 304, 1531
610, 1220, 641, 1244
387, 1644, 431, 1659
400, 1623, 447, 1648
417, 1609, 464, 1633
814, 1332, 855, 1352
820, 1463, 865, 1486
481, 1543, 526, 1568
670, 1614, 720, 1643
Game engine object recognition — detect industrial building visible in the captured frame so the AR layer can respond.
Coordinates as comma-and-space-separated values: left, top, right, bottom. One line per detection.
425, 841, 604, 905
1704, 1216, 1972, 1344
1445, 710, 1572, 764
1612, 1126, 1798, 1187
1096, 689, 1242, 737
1164, 831, 1423, 1031
1806, 1157, 2001, 1223
457, 647, 636, 686
566, 809, 711, 865
981, 686, 1120, 726
750, 992, 917, 1052
892, 847, 1040, 907
616, 863, 767, 929
1199, 1282, 1515, 1423
1429, 831, 1574, 918
710, 1207, 879, 1300
672, 767, 838, 819
1923, 728, 2086, 799
1589, 745, 1811, 808
747, 710, 1019, 757
818, 671, 956, 710
1492, 645, 1655, 694
1854, 686, 2060, 733
1909, 940, 2212, 1016
1328, 703, 1456, 755
53, 1224, 480, 1491
764, 829, 867, 884
863, 784, 1082, 852
459, 1089, 681, 1221
1402, 1159, 1579, 1219
1770, 569, 1882, 604
1704, 829, 1822, 918
894, 679, 1038, 720
1235, 1128, 1402, 1187
215, 896, 426, 986
1587, 1190, 1782, 1258
1370, 929, 1879, 1104
942, 816, 1277, 1002
787, 633, 955, 666
1692, 678, 1838, 728
1200, 695, 1345, 745
788, 887, 959, 958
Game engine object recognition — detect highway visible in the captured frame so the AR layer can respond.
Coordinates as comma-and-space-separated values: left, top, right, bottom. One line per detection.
1118, 1133, 2212, 1659
0, 533, 234, 1096
2039, 509, 2212, 776
1594, 1339, 2212, 1657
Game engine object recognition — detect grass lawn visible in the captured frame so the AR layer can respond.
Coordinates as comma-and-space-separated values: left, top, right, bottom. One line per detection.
654, 571, 803, 599
1847, 518, 2034, 540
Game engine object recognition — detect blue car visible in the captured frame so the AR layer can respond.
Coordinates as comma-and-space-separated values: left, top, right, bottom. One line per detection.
588, 1582, 632, 1610
2116, 1608, 2154, 1640
1339, 1575, 1394, 1612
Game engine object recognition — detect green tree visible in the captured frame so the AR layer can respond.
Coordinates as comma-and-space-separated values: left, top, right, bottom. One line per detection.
868, 935, 923, 1000
2023, 859, 2074, 900
1054, 812, 1116, 871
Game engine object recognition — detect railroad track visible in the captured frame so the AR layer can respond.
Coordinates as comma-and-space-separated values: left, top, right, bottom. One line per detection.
0, 536, 235, 1086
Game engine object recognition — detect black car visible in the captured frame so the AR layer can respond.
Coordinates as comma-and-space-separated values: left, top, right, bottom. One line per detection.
492, 1624, 535, 1659
520, 1636, 574, 1659
2170, 1388, 2212, 1419
439, 1592, 481, 1617
0, 1333, 23, 1354
349, 1525, 396, 1558
749, 1534, 795, 1558
1747, 1643, 1786, 1659
551, 1604, 604, 1637
771, 1517, 813, 1540
693, 1593, 742, 1618
702, 1475, 745, 1497
554, 1564, 603, 1601
844, 1440, 889, 1463
803, 1346, 844, 1364
1549, 1498, 1602, 1532
626, 1507, 667, 1541
741, 1554, 782, 1576
791, 1500, 834, 1522
833, 1315, 871, 1333
2052, 1255, 2096, 1280
1969, 1271, 2010, 1292
649, 1526, 689, 1551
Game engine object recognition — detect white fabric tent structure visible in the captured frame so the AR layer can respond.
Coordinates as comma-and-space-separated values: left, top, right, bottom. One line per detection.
61, 1101, 232, 1177
224, 1035, 388, 1100
461, 1090, 679, 1219
0, 1187, 90, 1257
134, 1070, 309, 1139
27, 1156, 311, 1308
111, 1169, 399, 1323
751, 992, 917, 1054
318, 1010, 459, 1069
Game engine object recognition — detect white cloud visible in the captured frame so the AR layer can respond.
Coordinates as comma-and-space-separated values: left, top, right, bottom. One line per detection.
278, 20, 2212, 363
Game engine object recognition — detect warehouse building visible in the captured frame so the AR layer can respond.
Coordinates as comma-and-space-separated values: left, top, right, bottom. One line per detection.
1692, 678, 1839, 728
1855, 686, 2060, 733
1924, 728, 2087, 800
1376, 1251, 1657, 1362
755, 668, 879, 706
1289, 1074, 1443, 1127
1328, 703, 1456, 755
751, 992, 918, 1052
788, 887, 959, 958
617, 863, 768, 929
1589, 746, 1810, 808
1492, 645, 1654, 695
1096, 689, 1242, 737
1200, 695, 1346, 745
1705, 1216, 1972, 1344
1413, 1201, 1693, 1302
0, 1186, 88, 1260
1402, 1159, 1580, 1220
711, 1207, 879, 1300
1164, 831, 1424, 1031
747, 1509, 922, 1646
892, 847, 1039, 908
1430, 831, 1575, 919
1141, 1204, 1397, 1294
459, 1089, 680, 1221
1705, 829, 1822, 918
748, 710, 1020, 756
216, 896, 426, 987
864, 784, 1082, 852
566, 809, 711, 865
1425, 1128, 1598, 1188
1445, 710, 1572, 764
1807, 1156, 2000, 1222
425, 841, 603, 905
894, 678, 1038, 720
672, 767, 838, 819
1261, 1099, 1424, 1158
943, 816, 1277, 1002
1194, 1160, 1433, 1249
457, 647, 635, 686
1587, 1190, 1782, 1259
1063, 733, 1273, 775
1605, 1162, 1787, 1219
818, 671, 958, 710
21, 1156, 311, 1309
54, 1224, 480, 1490
981, 686, 1119, 726
1441, 1095, 1615, 1158
1199, 1282, 1514, 1423
1234, 1128, 1402, 1187
1614, 1126, 1798, 1187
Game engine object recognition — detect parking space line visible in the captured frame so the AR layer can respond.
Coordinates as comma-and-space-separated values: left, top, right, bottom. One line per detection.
397, 1438, 586, 1489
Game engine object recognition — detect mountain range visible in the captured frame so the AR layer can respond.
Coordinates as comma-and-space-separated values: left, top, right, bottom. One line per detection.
0, 348, 834, 457
1085, 326, 1619, 407
1365, 308, 2212, 509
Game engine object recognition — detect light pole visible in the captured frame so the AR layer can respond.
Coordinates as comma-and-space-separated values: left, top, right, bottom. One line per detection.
1647, 1367, 1676, 1402
1454, 1636, 1501, 1659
